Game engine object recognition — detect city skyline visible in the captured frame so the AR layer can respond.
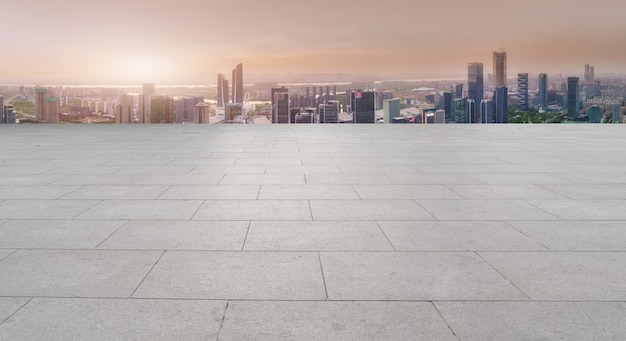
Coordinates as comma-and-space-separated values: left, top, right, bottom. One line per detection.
2, 0, 626, 84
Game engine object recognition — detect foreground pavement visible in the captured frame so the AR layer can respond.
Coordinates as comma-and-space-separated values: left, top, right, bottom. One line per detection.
0, 124, 625, 340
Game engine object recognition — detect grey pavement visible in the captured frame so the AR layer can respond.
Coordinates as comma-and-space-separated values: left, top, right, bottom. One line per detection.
1, 124, 626, 340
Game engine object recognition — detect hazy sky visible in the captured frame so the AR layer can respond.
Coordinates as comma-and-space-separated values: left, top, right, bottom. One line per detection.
2, 0, 625, 84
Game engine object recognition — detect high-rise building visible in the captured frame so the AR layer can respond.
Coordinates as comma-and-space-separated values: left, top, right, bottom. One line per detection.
440, 92, 453, 122
319, 101, 339, 123
231, 63, 243, 104
468, 63, 484, 119
4, 105, 16, 124
45, 98, 60, 123
494, 87, 508, 123
271, 87, 289, 123
613, 103, 622, 123
567, 77, 580, 120
453, 97, 469, 123
194, 102, 210, 124
352, 91, 375, 123
117, 94, 134, 124
224, 103, 243, 123
217, 73, 229, 107
35, 87, 47, 121
455, 83, 464, 99
150, 95, 173, 123
0, 96, 3, 124
434, 110, 445, 124
383, 98, 401, 124
538, 73, 548, 110
493, 50, 507, 88
480, 99, 494, 123
294, 107, 316, 124
588, 105, 602, 123
517, 73, 529, 111
138, 83, 155, 124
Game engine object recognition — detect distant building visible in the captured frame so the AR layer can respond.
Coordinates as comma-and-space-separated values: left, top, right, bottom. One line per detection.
383, 98, 401, 124
194, 102, 210, 124
493, 50, 507, 88
224, 103, 242, 123
613, 103, 622, 123
117, 94, 134, 124
319, 101, 339, 123
45, 97, 60, 123
150, 96, 173, 123
453, 97, 468, 123
294, 107, 316, 124
434, 109, 445, 124
35, 87, 47, 121
588, 105, 602, 123
138, 83, 155, 124
468, 63, 484, 120
440, 92, 453, 122
538, 73, 548, 110
567, 77, 580, 120
494, 87, 508, 123
480, 99, 494, 123
468, 99, 477, 123
455, 83, 464, 99
231, 63, 243, 104
352, 91, 375, 123
271, 87, 289, 123
0, 96, 3, 124
217, 73, 229, 107
517, 73, 529, 111
4, 105, 16, 124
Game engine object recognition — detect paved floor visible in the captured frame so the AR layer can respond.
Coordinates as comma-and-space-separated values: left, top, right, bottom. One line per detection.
0, 124, 625, 340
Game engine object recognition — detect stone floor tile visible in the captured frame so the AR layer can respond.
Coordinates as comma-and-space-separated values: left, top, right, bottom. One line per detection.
50, 174, 146, 186
220, 174, 306, 185
115, 165, 195, 175
0, 250, 15, 261
0, 175, 69, 186
353, 185, 462, 199
99, 220, 248, 250
219, 301, 456, 341
0, 298, 225, 340
527, 200, 626, 220
480, 252, 626, 300
387, 173, 483, 185
469, 173, 573, 185
436, 301, 626, 341
555, 172, 626, 184
545, 184, 626, 199
134, 251, 325, 300
417, 199, 560, 221
447, 184, 568, 200
265, 165, 343, 174
320, 252, 526, 300
0, 297, 29, 324
193, 200, 311, 220
60, 185, 169, 200
77, 200, 203, 220
305, 174, 394, 185
0, 200, 101, 220
0, 220, 125, 249
0, 250, 161, 297
508, 220, 626, 251
134, 174, 224, 185
379, 221, 546, 251
169, 158, 237, 166
258, 185, 359, 200
190, 165, 266, 174
159, 185, 259, 200
0, 186, 81, 200
244, 221, 393, 251
44, 166, 124, 175
311, 200, 434, 221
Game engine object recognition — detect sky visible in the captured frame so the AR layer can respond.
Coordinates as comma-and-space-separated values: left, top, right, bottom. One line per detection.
2, 0, 626, 84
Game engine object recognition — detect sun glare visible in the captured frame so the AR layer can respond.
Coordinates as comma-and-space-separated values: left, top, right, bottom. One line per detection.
132, 59, 157, 72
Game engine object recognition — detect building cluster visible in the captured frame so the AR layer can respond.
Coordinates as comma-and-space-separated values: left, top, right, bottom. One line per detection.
1, 96, 17, 124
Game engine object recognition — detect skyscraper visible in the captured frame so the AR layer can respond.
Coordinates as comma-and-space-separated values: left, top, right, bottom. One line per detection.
453, 97, 469, 123
455, 84, 464, 99
517, 73, 529, 111
0, 96, 3, 124
319, 101, 339, 123
494, 87, 508, 123
217, 73, 229, 107
117, 94, 134, 124
232, 63, 243, 104
468, 63, 484, 119
440, 92, 453, 122
271, 87, 289, 123
383, 98, 401, 124
35, 86, 47, 121
493, 50, 507, 88
480, 99, 494, 123
139, 83, 155, 124
46, 97, 60, 123
150, 95, 173, 123
538, 73, 548, 111
567, 77, 580, 120
587, 105, 602, 123
352, 91, 375, 123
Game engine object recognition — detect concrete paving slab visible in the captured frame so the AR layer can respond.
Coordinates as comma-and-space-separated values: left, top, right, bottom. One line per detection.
0, 298, 225, 340
159, 185, 259, 200
258, 185, 359, 200
436, 301, 626, 341
0, 220, 125, 249
0, 199, 101, 220
99, 220, 248, 250
311, 200, 435, 221
0, 186, 81, 199
60, 185, 169, 200
412, 164, 498, 173
320, 252, 527, 300
545, 184, 626, 199
77, 200, 203, 220
417, 199, 560, 221
115, 165, 195, 175
0, 250, 15, 261
552, 172, 626, 184
338, 165, 420, 174
134, 251, 325, 300
480, 252, 626, 300
508, 220, 626, 251
244, 221, 393, 251
190, 165, 266, 174
134, 174, 223, 185
220, 174, 305, 185
44, 166, 124, 175
379, 221, 547, 251
353, 185, 462, 199
305, 174, 394, 185
469, 173, 572, 185
219, 301, 456, 341
169, 158, 237, 165
527, 200, 626, 220
265, 165, 343, 174
0, 166, 57, 175
236, 158, 302, 166
102, 158, 174, 166
193, 200, 312, 220
50, 174, 146, 186
0, 175, 69, 186
447, 184, 568, 200
0, 297, 29, 324
387, 173, 483, 185
0, 250, 161, 297
302, 158, 370, 165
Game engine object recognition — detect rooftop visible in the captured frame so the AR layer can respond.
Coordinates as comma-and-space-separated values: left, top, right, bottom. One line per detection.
0, 124, 626, 340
